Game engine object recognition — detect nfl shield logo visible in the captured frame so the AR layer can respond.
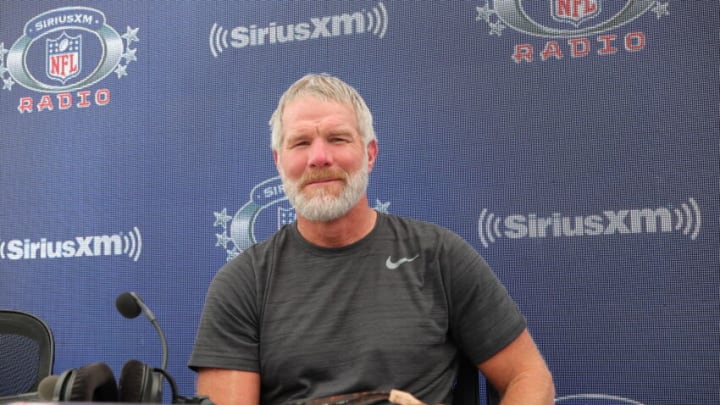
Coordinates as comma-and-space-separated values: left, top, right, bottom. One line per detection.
551, 0, 601, 27
46, 31, 82, 84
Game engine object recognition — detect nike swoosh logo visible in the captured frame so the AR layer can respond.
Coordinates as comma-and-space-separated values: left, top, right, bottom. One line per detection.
385, 254, 419, 270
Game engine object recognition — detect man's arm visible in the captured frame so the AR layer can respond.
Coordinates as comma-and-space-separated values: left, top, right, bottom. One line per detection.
477, 329, 555, 404
196, 368, 261, 405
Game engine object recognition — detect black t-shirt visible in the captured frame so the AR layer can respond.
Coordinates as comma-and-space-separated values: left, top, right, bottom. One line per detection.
189, 213, 526, 404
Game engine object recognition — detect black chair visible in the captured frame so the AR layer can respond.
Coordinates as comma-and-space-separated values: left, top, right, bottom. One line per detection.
484, 379, 499, 405
0, 310, 55, 401
452, 356, 499, 405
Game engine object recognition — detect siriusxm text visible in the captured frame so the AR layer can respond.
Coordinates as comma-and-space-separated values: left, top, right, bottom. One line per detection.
34, 13, 95, 31
231, 13, 373, 48
3, 234, 124, 260
502, 207, 674, 239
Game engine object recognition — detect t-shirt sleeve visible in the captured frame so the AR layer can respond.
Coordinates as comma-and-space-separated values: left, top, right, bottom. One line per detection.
188, 254, 261, 372
441, 230, 526, 365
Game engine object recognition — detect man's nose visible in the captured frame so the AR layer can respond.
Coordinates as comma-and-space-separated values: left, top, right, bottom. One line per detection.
308, 140, 332, 167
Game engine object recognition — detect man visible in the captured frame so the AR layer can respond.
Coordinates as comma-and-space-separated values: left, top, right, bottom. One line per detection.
189, 73, 554, 404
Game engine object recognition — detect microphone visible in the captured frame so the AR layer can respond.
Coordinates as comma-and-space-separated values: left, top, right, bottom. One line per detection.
115, 291, 168, 370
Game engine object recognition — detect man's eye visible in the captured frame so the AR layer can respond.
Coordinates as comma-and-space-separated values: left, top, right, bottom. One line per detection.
290, 140, 309, 148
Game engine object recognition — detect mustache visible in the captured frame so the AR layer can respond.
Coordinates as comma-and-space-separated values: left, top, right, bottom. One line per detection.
300, 169, 348, 187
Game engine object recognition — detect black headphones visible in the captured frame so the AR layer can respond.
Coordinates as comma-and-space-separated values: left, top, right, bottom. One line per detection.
49, 360, 161, 402
44, 360, 212, 404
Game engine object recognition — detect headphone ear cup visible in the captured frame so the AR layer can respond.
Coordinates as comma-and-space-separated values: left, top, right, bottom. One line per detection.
52, 368, 77, 401
66, 362, 118, 402
119, 359, 163, 403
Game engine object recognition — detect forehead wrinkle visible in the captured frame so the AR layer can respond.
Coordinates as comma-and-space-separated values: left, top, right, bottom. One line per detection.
281, 96, 359, 145
285, 116, 356, 137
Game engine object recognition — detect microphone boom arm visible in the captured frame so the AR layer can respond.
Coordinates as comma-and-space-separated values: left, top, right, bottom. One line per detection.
118, 292, 169, 371
150, 317, 169, 371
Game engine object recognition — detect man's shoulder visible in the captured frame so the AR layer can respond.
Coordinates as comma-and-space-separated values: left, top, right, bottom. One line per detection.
245, 223, 295, 252
379, 212, 454, 237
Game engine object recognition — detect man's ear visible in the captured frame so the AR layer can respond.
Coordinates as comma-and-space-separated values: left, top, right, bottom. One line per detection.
366, 140, 378, 172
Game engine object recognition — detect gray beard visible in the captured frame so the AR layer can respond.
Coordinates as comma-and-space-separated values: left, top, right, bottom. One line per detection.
280, 160, 369, 222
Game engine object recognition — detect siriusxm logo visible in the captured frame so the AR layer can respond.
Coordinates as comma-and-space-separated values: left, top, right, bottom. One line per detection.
475, 0, 670, 63
209, 2, 387, 57
1, 6, 139, 113
478, 198, 701, 248
0, 227, 142, 261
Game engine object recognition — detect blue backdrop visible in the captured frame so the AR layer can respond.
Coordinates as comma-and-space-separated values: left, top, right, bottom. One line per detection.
0, 1, 717, 404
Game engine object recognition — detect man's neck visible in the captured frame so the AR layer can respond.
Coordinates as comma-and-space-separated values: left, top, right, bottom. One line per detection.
296, 197, 378, 248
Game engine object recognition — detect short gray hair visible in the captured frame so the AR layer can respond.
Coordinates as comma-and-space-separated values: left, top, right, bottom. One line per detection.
269, 73, 376, 152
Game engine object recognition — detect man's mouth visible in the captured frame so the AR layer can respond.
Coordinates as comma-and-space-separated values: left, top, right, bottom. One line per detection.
305, 178, 340, 186
301, 171, 347, 188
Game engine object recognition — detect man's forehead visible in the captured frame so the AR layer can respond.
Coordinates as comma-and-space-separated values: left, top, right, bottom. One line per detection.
285, 95, 353, 112
283, 97, 356, 125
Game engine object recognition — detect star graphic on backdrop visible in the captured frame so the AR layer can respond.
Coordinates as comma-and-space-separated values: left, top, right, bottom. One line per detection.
2, 77, 14, 90
489, 20, 506, 36
651, 2, 670, 19
374, 199, 391, 214
215, 232, 232, 249
226, 249, 239, 262
114, 64, 128, 78
475, 3, 495, 23
123, 47, 138, 63
214, 208, 232, 227
122, 26, 140, 43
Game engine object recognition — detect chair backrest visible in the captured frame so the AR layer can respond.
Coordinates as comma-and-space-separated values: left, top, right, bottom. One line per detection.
0, 310, 54, 397
453, 356, 479, 405
452, 356, 499, 405
484, 379, 499, 405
